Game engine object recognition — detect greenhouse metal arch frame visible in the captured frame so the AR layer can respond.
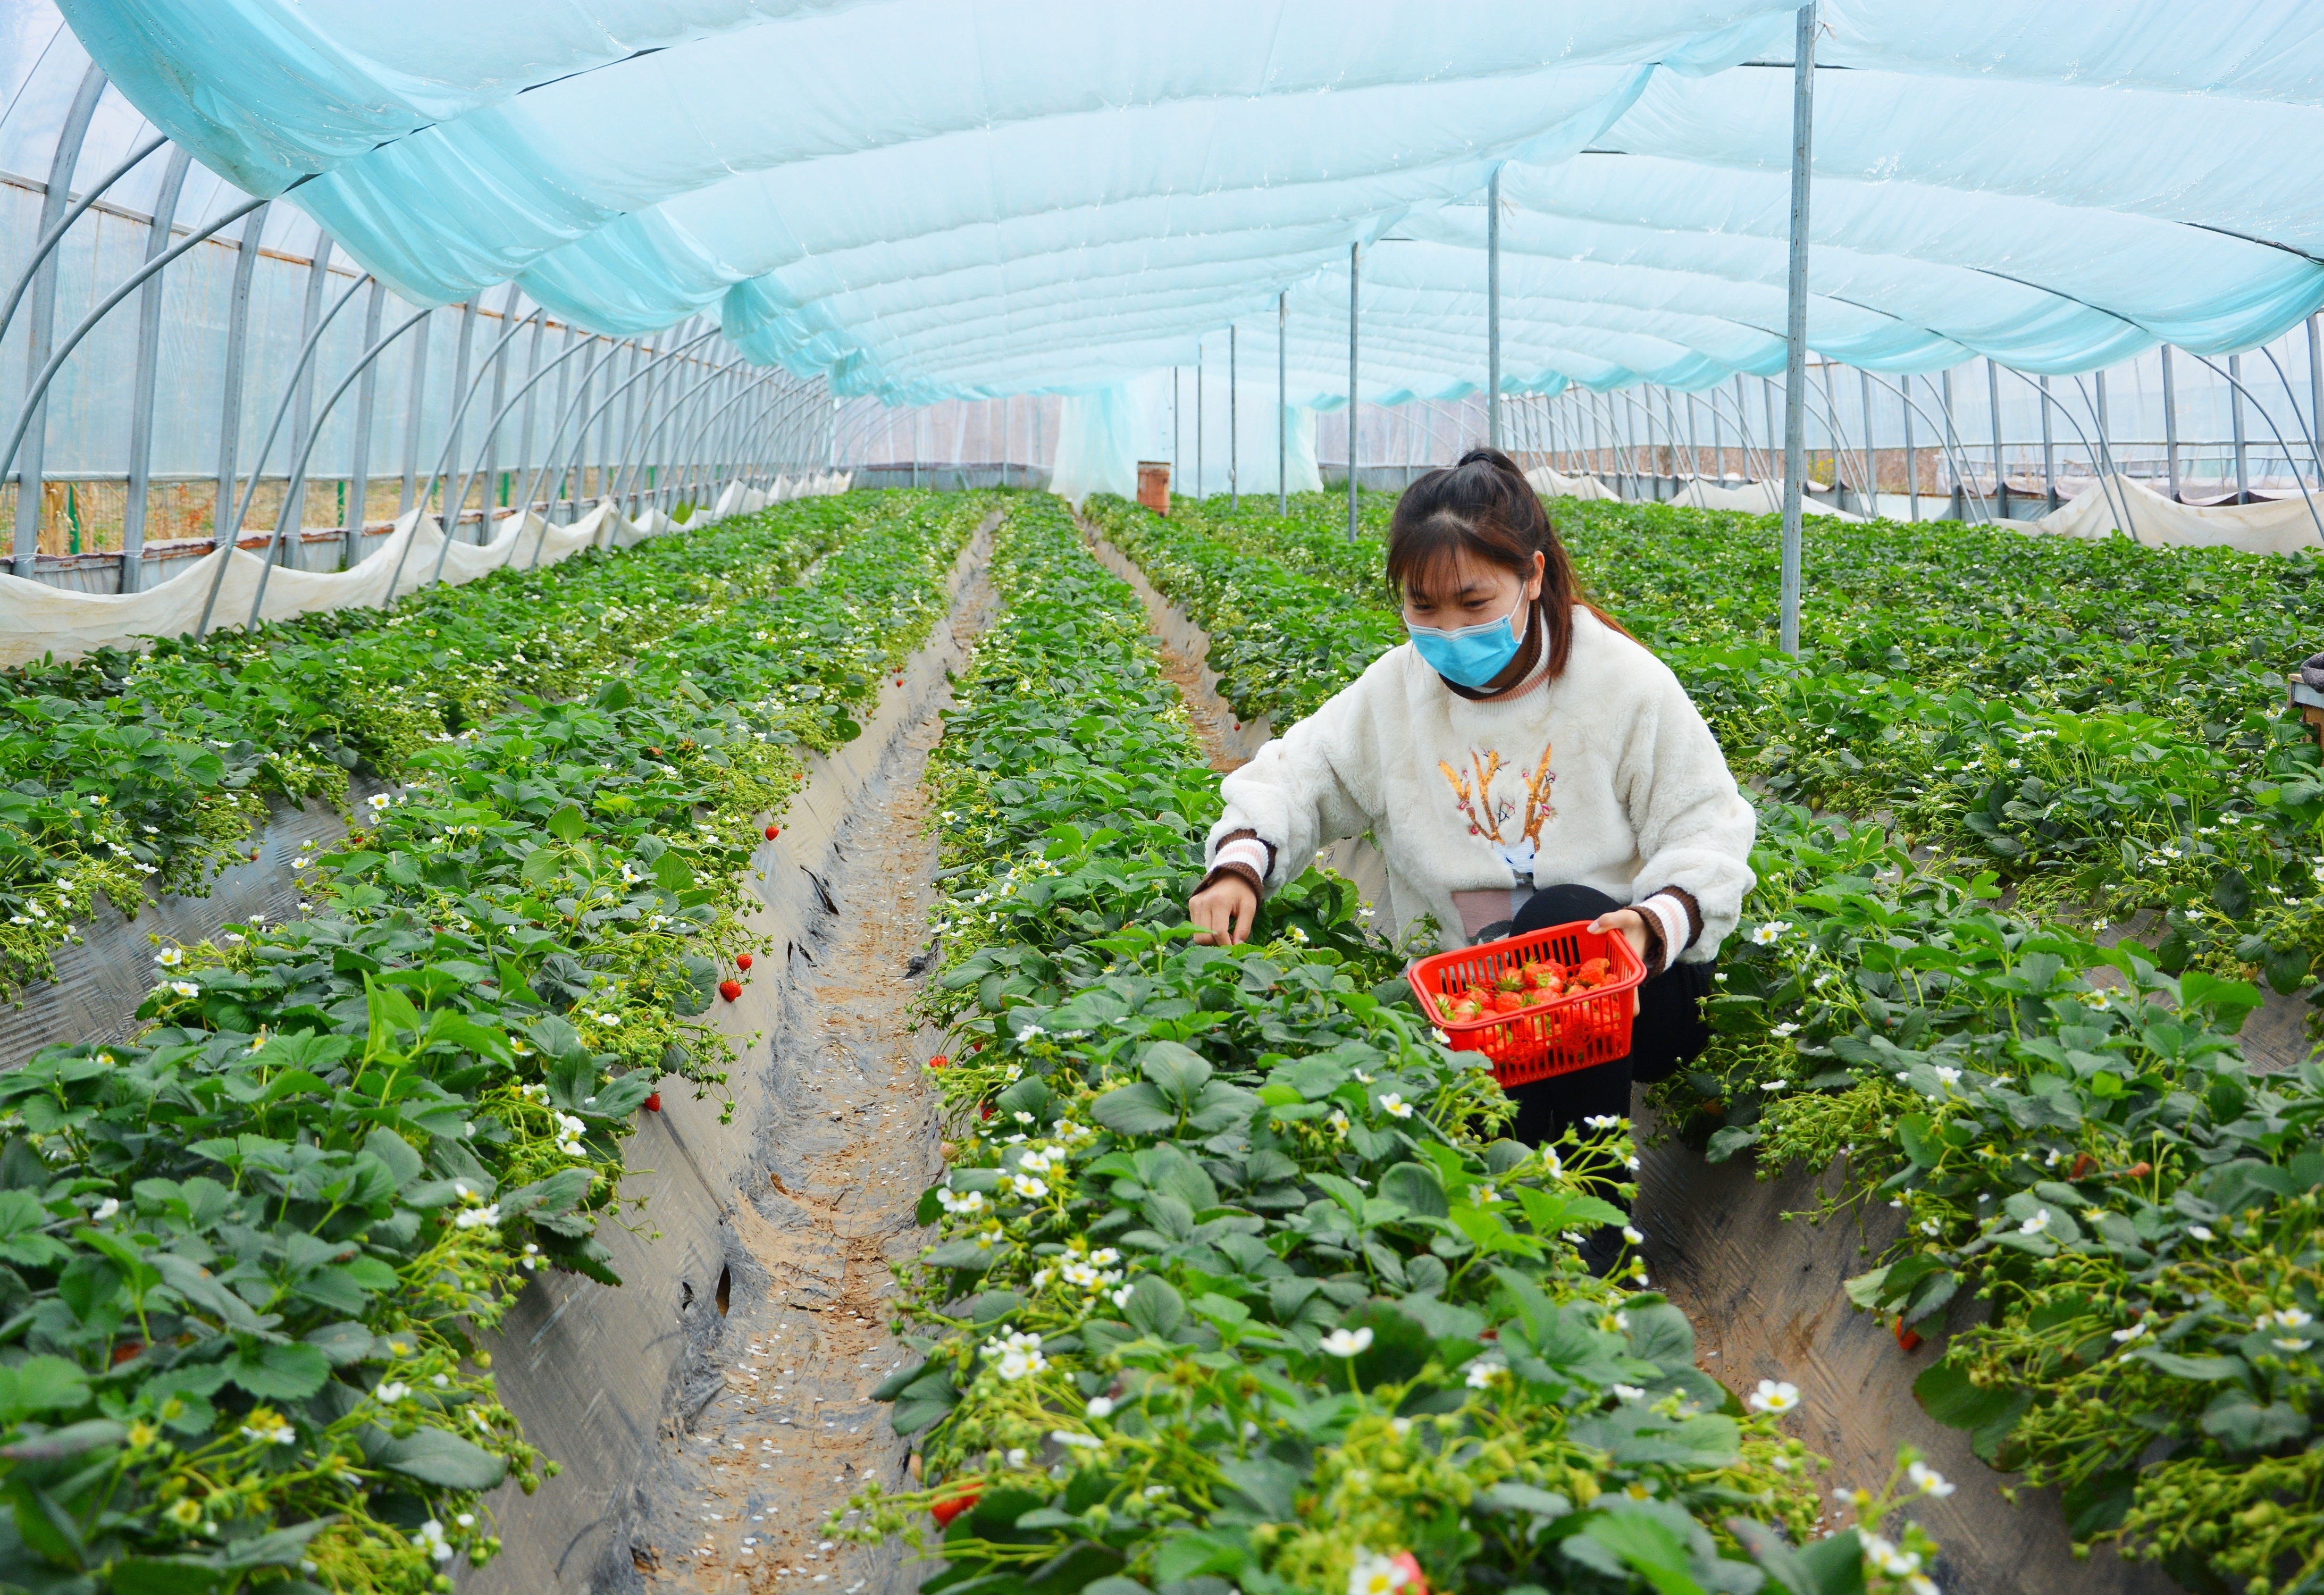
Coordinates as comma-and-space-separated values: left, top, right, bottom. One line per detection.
1, 61, 834, 611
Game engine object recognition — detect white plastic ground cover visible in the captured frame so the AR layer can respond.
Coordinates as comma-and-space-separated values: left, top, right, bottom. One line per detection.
58, 2, 2324, 413
1525, 461, 2324, 557
0, 505, 607, 667
2032, 474, 2324, 557
0, 467, 854, 669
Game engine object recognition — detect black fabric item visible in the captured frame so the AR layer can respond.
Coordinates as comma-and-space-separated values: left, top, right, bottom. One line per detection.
1509, 881, 1714, 1086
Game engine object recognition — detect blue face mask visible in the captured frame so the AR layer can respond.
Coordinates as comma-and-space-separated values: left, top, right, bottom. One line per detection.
1407, 600, 1529, 689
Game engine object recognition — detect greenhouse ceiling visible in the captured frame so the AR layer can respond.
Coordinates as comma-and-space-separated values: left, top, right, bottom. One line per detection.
33, 0, 2324, 406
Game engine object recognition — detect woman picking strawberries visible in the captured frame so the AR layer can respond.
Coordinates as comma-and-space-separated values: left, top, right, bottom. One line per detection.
1187, 449, 1755, 1263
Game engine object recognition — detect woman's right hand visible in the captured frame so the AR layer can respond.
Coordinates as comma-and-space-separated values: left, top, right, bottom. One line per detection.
1189, 874, 1260, 946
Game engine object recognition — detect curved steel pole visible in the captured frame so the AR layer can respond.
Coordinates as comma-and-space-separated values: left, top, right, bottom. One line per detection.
2256, 344, 2324, 491
187, 305, 431, 637
426, 330, 598, 549
2179, 350, 2324, 547
246, 303, 465, 627
431, 331, 616, 581
618, 326, 716, 516
204, 268, 372, 605
8, 61, 106, 563
393, 303, 549, 592
416, 299, 540, 539
1856, 368, 1994, 527
120, 146, 195, 592
524, 328, 719, 562
0, 185, 292, 500
514, 335, 625, 533
619, 354, 748, 521
1994, 366, 2137, 544
672, 369, 785, 515
0, 133, 166, 350
600, 327, 724, 510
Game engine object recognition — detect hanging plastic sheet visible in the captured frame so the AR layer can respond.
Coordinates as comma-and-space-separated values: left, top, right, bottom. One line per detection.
41, 1, 2324, 408
2033, 473, 2324, 556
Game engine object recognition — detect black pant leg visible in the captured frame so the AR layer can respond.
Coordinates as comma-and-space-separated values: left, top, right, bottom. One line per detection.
1499, 881, 1717, 1141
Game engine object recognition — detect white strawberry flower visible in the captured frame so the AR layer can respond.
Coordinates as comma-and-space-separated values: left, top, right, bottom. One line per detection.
1748, 1379, 1800, 1414
1908, 1460, 1956, 1497
2019, 1208, 2052, 1236
1320, 1327, 1374, 1358
1377, 1093, 1413, 1120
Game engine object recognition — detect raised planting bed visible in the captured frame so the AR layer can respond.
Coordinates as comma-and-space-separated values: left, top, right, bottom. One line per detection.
0, 492, 991, 1592
0, 497, 874, 1010
1084, 489, 2312, 1593
835, 496, 1950, 1595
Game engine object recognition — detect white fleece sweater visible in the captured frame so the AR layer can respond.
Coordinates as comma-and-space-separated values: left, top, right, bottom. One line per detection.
1209, 606, 1757, 958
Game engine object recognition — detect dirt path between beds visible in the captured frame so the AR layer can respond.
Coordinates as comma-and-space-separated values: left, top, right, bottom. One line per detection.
629, 567, 994, 1595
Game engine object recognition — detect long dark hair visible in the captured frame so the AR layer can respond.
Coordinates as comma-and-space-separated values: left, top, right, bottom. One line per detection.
1385, 446, 1621, 683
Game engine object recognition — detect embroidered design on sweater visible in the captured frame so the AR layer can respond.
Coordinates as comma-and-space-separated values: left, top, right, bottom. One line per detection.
1437, 743, 1557, 879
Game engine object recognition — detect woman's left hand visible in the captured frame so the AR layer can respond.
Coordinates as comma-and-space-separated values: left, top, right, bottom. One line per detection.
1588, 907, 1650, 964
1588, 908, 1649, 1015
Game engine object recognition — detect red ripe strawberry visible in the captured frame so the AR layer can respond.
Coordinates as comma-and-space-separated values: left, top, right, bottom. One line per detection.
979, 1103, 994, 1121
644, 1093, 662, 1112
736, 953, 753, 972
1894, 1316, 1922, 1352
718, 978, 742, 1003
764, 824, 781, 841
1491, 991, 1525, 1015
1495, 972, 1525, 995
1392, 1552, 1429, 1595
931, 1486, 981, 1527
928, 1054, 949, 1070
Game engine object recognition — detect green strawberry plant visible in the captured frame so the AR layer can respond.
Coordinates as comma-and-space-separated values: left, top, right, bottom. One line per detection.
1084, 489, 2324, 1591
0, 493, 985, 1593
848, 497, 1944, 1595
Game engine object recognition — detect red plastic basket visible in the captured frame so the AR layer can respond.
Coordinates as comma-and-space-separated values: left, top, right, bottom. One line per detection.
1405, 920, 1647, 1087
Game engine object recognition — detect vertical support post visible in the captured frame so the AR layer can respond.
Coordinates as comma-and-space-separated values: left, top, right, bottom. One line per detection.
1348, 241, 1360, 543
2231, 352, 2250, 501
1710, 385, 1725, 481
280, 235, 335, 562
212, 201, 273, 553
11, 62, 106, 565
2038, 372, 2057, 506
516, 313, 547, 511
1859, 366, 1876, 515
477, 288, 522, 530
1171, 368, 1179, 496
398, 310, 431, 515
1686, 391, 1701, 484
1903, 373, 1919, 522
345, 280, 384, 558
1777, 0, 1816, 657
1230, 323, 1238, 509
120, 145, 192, 592
2094, 368, 2111, 486
1941, 366, 1958, 515
1986, 358, 2005, 515
1002, 396, 1011, 490
2310, 315, 2323, 487
1196, 336, 1204, 498
1278, 290, 1288, 514
1487, 166, 1503, 450
2162, 344, 2179, 501
443, 299, 478, 536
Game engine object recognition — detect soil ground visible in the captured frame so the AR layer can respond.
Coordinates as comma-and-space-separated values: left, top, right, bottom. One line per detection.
629, 573, 994, 1593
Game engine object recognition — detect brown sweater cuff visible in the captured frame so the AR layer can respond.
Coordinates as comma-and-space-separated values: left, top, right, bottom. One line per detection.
1196, 860, 1266, 900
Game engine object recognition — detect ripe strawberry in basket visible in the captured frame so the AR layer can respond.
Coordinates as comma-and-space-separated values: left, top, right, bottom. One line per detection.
1445, 990, 1486, 1023
1571, 956, 1613, 989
